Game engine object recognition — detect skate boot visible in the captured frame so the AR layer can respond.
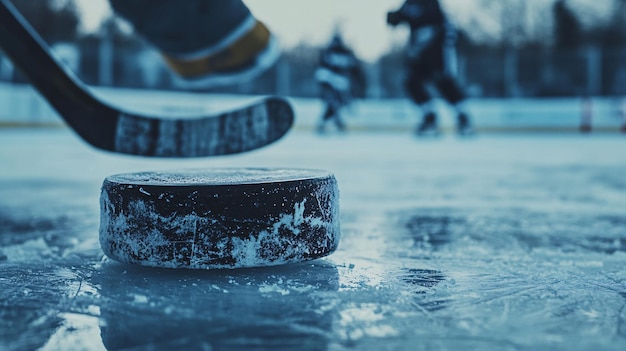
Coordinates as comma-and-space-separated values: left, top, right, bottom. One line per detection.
334, 116, 347, 133
457, 112, 474, 136
163, 19, 280, 89
316, 120, 327, 134
415, 112, 440, 136
109, 0, 280, 89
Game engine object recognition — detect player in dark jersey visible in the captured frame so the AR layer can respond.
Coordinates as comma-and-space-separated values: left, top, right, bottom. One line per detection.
387, 0, 473, 136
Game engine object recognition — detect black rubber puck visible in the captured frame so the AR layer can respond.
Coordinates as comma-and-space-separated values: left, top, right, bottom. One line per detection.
99, 168, 340, 269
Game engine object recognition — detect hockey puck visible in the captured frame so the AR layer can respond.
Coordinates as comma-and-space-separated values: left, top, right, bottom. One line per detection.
99, 168, 340, 269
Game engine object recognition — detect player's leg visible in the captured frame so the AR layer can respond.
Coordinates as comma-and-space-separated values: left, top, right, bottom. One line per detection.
332, 108, 347, 132
318, 105, 335, 133
405, 66, 439, 136
108, 0, 279, 89
317, 84, 336, 133
435, 75, 473, 135
332, 90, 351, 132
434, 40, 474, 135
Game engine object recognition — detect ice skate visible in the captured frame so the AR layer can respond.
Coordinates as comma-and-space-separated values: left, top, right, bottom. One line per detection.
334, 116, 348, 133
316, 121, 327, 134
457, 112, 475, 136
415, 112, 441, 137
162, 19, 280, 89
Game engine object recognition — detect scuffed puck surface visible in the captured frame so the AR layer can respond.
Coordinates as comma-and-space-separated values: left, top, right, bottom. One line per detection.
99, 168, 340, 269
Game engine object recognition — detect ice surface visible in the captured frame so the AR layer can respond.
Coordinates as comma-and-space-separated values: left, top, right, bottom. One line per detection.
1, 125, 626, 350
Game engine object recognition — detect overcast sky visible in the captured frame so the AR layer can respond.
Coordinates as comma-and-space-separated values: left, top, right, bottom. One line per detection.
74, 0, 613, 62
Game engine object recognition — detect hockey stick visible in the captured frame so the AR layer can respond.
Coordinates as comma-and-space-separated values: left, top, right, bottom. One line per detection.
0, 0, 293, 157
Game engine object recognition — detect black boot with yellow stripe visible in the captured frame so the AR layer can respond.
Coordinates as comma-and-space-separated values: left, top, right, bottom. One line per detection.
109, 0, 280, 89
162, 18, 280, 89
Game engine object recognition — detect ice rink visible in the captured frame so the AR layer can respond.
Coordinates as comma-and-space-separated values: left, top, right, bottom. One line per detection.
1, 123, 626, 350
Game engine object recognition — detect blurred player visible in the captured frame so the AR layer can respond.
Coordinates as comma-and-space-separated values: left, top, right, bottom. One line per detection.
314, 33, 364, 133
108, 0, 279, 89
387, 0, 473, 136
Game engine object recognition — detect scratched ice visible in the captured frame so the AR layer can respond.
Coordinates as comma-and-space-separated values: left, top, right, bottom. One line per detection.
1, 124, 626, 350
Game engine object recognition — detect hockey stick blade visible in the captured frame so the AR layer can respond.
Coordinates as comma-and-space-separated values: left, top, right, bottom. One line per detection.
0, 0, 293, 157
